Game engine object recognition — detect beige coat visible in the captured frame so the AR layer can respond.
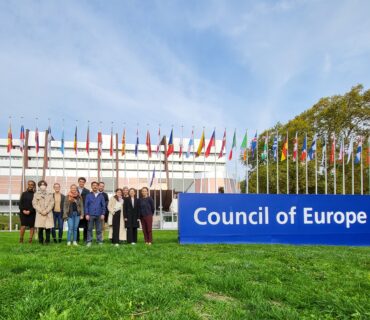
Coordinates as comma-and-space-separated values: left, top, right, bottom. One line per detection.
33, 191, 55, 229
108, 196, 126, 241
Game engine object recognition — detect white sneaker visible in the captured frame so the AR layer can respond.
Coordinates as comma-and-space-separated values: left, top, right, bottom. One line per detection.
131, 242, 136, 245
67, 242, 71, 246
86, 242, 92, 247
115, 243, 119, 247
73, 241, 78, 246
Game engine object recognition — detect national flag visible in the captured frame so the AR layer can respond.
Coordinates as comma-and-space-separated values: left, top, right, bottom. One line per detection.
261, 135, 268, 161
121, 129, 126, 156
156, 127, 161, 155
86, 125, 90, 154
272, 135, 278, 161
146, 130, 152, 158
240, 131, 248, 161
73, 126, 78, 154
355, 138, 362, 164
346, 137, 354, 164
308, 134, 317, 161
330, 134, 336, 164
47, 125, 53, 157
321, 137, 327, 167
60, 129, 65, 154
186, 129, 194, 158
7, 124, 12, 153
292, 133, 298, 162
218, 129, 226, 159
166, 129, 174, 158
19, 125, 25, 152
179, 134, 183, 158
205, 130, 215, 158
300, 135, 307, 162
35, 127, 40, 154
149, 167, 156, 188
135, 129, 139, 157
196, 130, 205, 157
228, 130, 236, 160
281, 135, 288, 161
110, 128, 113, 157
251, 132, 257, 158
97, 132, 103, 156
338, 138, 344, 163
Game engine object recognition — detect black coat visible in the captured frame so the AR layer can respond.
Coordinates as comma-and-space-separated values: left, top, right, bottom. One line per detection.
19, 190, 36, 215
124, 197, 140, 228
101, 192, 109, 222
79, 187, 90, 203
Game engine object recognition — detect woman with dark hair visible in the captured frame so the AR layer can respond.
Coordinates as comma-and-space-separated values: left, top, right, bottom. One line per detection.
139, 187, 155, 245
18, 180, 36, 243
108, 188, 126, 246
32, 180, 55, 244
124, 188, 140, 244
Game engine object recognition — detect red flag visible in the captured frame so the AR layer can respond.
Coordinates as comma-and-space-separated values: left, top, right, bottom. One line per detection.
146, 130, 152, 158
110, 129, 113, 156
292, 133, 298, 162
98, 131, 102, 156
179, 136, 183, 158
330, 134, 336, 164
218, 129, 226, 158
86, 126, 90, 154
121, 129, 126, 156
7, 124, 12, 153
205, 130, 215, 158
156, 127, 161, 155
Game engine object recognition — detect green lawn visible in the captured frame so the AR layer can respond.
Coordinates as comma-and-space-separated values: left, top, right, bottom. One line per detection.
0, 231, 369, 320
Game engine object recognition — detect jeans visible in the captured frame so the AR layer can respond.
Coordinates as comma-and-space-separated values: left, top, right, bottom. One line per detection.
67, 212, 80, 242
51, 212, 64, 240
87, 215, 103, 243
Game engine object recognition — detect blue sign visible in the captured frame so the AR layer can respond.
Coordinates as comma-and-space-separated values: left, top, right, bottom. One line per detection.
178, 193, 370, 245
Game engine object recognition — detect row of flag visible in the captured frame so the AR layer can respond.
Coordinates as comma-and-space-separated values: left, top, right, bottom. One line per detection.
6, 124, 370, 166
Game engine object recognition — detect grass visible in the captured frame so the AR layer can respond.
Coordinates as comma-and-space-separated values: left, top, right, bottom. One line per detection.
0, 231, 369, 320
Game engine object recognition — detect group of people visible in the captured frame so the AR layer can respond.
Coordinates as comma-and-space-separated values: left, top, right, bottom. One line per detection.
18, 177, 155, 246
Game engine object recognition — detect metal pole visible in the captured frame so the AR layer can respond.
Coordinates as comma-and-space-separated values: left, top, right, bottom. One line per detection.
266, 132, 269, 194
286, 131, 289, 194
214, 128, 217, 193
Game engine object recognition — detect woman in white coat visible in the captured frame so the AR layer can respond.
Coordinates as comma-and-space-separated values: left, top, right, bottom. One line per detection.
32, 180, 55, 244
108, 188, 126, 246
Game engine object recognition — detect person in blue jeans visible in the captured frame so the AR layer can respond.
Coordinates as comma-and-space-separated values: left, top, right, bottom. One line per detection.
51, 183, 65, 243
63, 184, 84, 246
85, 181, 106, 246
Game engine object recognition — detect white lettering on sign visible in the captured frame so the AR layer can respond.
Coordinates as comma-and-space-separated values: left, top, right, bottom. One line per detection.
303, 207, 367, 229
193, 207, 269, 226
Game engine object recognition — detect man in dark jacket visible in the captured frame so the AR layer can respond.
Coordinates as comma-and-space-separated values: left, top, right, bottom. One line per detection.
76, 177, 90, 243
85, 181, 106, 246
98, 182, 109, 240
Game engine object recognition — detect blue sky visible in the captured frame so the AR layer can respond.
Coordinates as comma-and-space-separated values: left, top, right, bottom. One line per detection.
1, 0, 370, 143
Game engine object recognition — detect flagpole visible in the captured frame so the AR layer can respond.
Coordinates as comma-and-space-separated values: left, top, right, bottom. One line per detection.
62, 119, 66, 193
342, 137, 345, 195
21, 116, 25, 192
147, 124, 150, 193
8, 117, 12, 231
333, 134, 336, 195
234, 129, 238, 193
266, 132, 269, 194
360, 137, 363, 195
48, 118, 51, 180
277, 130, 279, 194
246, 131, 249, 194
111, 122, 114, 191
352, 142, 354, 195
36, 117, 39, 182
324, 135, 328, 194
192, 127, 195, 191
214, 127, 217, 193
315, 136, 318, 195
295, 132, 299, 194
203, 127, 206, 193
87, 120, 90, 181
159, 125, 163, 228
136, 123, 139, 196
181, 125, 185, 193
171, 125, 174, 198
286, 131, 289, 194
124, 123, 127, 186
305, 133, 308, 194
75, 120, 78, 178
256, 132, 259, 194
